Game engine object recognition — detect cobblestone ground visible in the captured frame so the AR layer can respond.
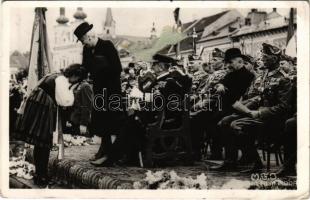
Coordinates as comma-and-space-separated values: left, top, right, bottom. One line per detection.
10, 144, 296, 189
48, 145, 284, 189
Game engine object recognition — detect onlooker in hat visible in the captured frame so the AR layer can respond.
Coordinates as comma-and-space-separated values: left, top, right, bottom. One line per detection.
187, 56, 208, 97
210, 48, 225, 71
279, 55, 294, 76
203, 48, 228, 90
74, 22, 126, 166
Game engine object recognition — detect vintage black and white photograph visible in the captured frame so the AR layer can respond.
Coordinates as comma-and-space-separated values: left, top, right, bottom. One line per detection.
1, 1, 309, 198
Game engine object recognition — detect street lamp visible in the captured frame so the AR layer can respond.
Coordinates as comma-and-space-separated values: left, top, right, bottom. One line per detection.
192, 27, 198, 55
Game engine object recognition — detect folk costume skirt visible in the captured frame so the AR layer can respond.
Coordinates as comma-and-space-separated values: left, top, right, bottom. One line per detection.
16, 87, 57, 148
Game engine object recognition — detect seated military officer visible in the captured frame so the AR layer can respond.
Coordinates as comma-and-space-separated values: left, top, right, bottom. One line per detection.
94, 54, 192, 166
188, 56, 208, 97
214, 43, 292, 172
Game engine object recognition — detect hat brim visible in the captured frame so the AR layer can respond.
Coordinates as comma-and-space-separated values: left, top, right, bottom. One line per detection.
224, 54, 248, 63
76, 24, 94, 42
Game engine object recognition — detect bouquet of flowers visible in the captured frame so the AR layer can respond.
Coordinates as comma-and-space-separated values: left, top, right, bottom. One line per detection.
9, 156, 35, 180
51, 135, 101, 150
133, 170, 208, 189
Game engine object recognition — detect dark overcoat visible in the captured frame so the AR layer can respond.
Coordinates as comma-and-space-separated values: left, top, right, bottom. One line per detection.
82, 39, 125, 136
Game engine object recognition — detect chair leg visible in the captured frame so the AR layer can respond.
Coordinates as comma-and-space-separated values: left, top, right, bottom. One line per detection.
262, 149, 266, 161
275, 152, 280, 166
278, 150, 284, 164
143, 138, 154, 168
267, 150, 271, 171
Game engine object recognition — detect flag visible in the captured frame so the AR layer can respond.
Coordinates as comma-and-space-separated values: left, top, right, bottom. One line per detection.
173, 8, 182, 57
27, 8, 53, 95
285, 8, 296, 57
286, 8, 295, 45
173, 8, 182, 28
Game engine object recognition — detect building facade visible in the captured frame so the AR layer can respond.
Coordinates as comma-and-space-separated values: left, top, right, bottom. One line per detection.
197, 8, 296, 62
160, 8, 296, 62
52, 7, 157, 70
231, 9, 296, 58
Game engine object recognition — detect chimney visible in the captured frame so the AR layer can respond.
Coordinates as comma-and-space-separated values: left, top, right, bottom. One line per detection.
273, 8, 277, 12
246, 8, 267, 26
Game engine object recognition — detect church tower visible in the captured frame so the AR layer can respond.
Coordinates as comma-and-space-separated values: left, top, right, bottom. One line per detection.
71, 7, 87, 32
150, 22, 157, 39
54, 7, 70, 45
53, 7, 84, 71
103, 8, 116, 38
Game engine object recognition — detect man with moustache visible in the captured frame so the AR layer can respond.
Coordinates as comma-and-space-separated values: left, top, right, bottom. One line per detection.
214, 43, 292, 172
74, 22, 125, 166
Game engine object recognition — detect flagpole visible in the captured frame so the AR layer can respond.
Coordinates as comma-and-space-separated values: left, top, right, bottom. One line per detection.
174, 8, 181, 59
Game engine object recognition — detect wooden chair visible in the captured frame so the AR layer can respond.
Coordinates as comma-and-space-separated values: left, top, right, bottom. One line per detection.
258, 126, 284, 171
142, 98, 193, 167
261, 143, 284, 171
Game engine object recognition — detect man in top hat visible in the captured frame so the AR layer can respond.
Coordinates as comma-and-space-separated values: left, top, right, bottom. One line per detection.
214, 43, 293, 172
74, 22, 125, 166
190, 47, 255, 161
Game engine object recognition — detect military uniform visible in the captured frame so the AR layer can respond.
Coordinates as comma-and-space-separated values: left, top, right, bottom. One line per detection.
108, 56, 193, 165
201, 69, 228, 93
191, 70, 209, 94
225, 67, 292, 168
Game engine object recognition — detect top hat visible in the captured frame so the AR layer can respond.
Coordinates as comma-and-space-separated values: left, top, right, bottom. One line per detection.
261, 43, 281, 56
74, 22, 93, 42
224, 48, 247, 63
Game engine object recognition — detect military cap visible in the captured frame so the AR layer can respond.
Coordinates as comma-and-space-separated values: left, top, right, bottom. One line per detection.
261, 43, 282, 56
153, 54, 176, 63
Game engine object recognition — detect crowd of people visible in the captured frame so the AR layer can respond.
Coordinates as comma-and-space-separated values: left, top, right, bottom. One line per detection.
10, 22, 297, 188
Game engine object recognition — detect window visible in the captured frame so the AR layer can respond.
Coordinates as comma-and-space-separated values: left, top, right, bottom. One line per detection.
245, 18, 251, 26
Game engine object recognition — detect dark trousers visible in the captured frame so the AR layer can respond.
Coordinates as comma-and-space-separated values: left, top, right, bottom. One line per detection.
190, 111, 224, 159
190, 112, 208, 159
228, 116, 264, 163
96, 133, 113, 158
33, 145, 50, 180
96, 115, 145, 163
283, 116, 297, 170
219, 114, 241, 162
111, 115, 146, 163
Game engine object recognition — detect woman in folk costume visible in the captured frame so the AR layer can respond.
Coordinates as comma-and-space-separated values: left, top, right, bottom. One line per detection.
16, 64, 87, 187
